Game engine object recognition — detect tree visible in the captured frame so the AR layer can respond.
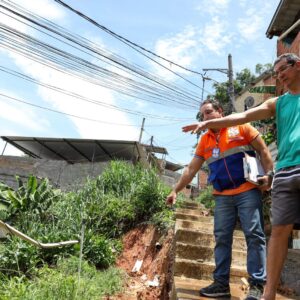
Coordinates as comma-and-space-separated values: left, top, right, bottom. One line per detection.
199, 62, 273, 118
255, 63, 273, 75
209, 68, 256, 115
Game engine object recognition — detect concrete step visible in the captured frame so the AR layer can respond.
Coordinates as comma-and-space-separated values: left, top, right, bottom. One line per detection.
172, 276, 246, 300
171, 277, 295, 300
175, 219, 245, 237
175, 212, 214, 223
176, 208, 214, 219
175, 228, 247, 251
176, 242, 247, 267
173, 259, 247, 283
180, 201, 203, 209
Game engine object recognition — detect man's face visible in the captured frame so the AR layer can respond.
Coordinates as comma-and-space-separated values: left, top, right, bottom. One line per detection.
273, 58, 300, 87
200, 103, 223, 121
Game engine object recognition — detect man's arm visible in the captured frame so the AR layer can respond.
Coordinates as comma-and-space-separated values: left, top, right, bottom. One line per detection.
250, 135, 274, 190
166, 156, 204, 205
182, 97, 278, 134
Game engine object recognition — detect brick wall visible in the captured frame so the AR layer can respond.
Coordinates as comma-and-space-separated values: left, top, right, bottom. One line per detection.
276, 32, 300, 95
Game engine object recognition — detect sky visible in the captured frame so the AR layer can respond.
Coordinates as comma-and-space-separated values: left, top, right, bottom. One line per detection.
0, 0, 280, 167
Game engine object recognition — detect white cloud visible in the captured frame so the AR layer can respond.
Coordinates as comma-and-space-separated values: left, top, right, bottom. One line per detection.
153, 26, 198, 78
237, 15, 263, 41
0, 91, 50, 131
237, 3, 272, 42
196, 0, 230, 16
0, 0, 140, 142
36, 66, 139, 140
0, 129, 24, 156
238, 0, 247, 8
9, 0, 65, 20
199, 17, 233, 55
0, 0, 65, 34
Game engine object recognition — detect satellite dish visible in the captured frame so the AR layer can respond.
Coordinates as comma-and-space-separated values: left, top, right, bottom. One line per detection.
245, 96, 255, 108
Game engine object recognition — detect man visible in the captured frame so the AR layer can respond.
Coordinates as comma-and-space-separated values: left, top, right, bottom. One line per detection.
182, 53, 300, 300
167, 99, 273, 300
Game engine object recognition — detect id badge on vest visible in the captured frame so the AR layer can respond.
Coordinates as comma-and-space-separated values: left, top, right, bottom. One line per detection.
212, 147, 220, 158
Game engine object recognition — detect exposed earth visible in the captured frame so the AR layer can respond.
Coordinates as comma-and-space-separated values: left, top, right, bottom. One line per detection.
104, 217, 299, 299
107, 224, 174, 300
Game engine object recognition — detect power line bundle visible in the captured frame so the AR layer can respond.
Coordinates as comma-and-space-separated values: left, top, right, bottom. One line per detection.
0, 1, 205, 111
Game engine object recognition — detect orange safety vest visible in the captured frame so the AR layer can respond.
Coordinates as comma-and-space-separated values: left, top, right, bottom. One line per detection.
195, 124, 260, 195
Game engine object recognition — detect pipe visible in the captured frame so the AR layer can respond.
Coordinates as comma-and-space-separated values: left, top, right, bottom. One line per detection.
278, 19, 300, 41
0, 220, 79, 249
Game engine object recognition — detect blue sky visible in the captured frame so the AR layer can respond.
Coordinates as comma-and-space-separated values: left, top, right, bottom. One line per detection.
0, 0, 279, 166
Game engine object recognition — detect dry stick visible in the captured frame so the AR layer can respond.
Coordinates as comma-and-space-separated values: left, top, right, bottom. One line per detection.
76, 223, 85, 297
0, 220, 79, 248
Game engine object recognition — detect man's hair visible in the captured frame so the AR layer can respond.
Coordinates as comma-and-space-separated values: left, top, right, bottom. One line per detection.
200, 99, 224, 112
274, 53, 300, 67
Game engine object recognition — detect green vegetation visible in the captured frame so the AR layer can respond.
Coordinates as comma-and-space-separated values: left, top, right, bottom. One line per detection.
194, 185, 215, 213
0, 256, 125, 300
0, 160, 178, 299
198, 63, 273, 116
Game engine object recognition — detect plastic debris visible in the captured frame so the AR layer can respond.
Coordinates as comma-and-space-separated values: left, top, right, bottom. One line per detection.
132, 259, 143, 272
146, 274, 160, 287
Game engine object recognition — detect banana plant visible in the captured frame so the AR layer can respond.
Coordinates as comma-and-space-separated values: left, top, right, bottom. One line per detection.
0, 175, 60, 217
0, 182, 14, 219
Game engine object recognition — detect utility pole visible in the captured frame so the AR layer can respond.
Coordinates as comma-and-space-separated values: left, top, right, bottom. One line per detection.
227, 54, 235, 112
138, 117, 145, 143
201, 72, 212, 102
203, 54, 235, 113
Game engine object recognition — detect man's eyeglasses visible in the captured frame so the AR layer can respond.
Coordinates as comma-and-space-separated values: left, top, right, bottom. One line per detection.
273, 62, 295, 78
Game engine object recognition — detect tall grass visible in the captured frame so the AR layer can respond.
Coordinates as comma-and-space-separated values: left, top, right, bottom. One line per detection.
0, 160, 177, 297
0, 257, 125, 300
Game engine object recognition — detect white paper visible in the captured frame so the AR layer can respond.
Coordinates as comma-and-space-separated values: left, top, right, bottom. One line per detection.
243, 155, 264, 185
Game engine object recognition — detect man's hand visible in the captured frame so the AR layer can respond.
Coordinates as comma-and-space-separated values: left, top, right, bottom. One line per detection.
166, 191, 177, 206
257, 175, 272, 191
182, 122, 207, 134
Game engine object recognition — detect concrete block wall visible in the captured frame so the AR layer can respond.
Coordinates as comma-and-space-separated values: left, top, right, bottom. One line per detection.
0, 155, 109, 191
0, 155, 181, 191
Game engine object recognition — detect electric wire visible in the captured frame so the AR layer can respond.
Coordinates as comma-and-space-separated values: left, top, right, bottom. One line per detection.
0, 92, 193, 127
0, 0, 208, 162
0, 66, 195, 122
0, 24, 201, 110
0, 1, 209, 99
52, 0, 205, 76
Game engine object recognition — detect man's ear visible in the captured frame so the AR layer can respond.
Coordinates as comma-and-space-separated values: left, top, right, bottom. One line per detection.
295, 61, 300, 70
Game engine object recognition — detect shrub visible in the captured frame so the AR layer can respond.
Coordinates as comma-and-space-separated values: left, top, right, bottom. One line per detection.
0, 257, 125, 300
195, 185, 215, 213
83, 234, 120, 268
98, 160, 140, 197
0, 160, 175, 286
132, 167, 169, 222
0, 237, 41, 276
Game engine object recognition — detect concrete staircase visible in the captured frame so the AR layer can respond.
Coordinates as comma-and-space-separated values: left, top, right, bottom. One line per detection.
171, 200, 295, 300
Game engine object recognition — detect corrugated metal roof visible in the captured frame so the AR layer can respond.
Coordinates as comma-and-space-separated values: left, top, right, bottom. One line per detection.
1, 136, 172, 167
1, 136, 140, 164
266, 0, 300, 38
